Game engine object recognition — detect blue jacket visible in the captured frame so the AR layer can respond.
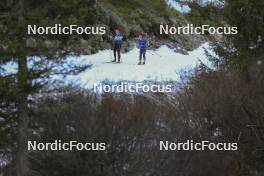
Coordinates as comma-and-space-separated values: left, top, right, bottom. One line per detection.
114, 34, 123, 45
138, 38, 148, 49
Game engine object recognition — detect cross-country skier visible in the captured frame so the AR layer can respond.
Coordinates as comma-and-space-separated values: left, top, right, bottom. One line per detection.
137, 33, 148, 65
112, 29, 123, 63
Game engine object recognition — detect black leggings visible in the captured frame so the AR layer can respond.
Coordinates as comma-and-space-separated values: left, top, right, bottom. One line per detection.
139, 49, 146, 62
114, 44, 121, 61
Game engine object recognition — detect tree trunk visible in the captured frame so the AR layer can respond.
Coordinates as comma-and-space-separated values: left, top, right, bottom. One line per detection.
16, 57, 29, 176
16, 0, 29, 174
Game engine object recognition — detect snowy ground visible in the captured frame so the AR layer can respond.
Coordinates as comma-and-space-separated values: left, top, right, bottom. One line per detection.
1, 43, 213, 88
166, 0, 224, 13
66, 43, 212, 88
166, 0, 191, 13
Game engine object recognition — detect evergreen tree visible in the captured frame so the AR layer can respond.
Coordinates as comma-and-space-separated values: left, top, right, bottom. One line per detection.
209, 0, 264, 74
0, 0, 98, 175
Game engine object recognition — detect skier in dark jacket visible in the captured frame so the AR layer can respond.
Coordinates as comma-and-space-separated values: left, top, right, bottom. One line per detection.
112, 29, 123, 63
137, 33, 148, 65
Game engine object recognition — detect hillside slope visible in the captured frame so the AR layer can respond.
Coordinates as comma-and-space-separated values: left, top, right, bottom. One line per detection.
89, 0, 206, 53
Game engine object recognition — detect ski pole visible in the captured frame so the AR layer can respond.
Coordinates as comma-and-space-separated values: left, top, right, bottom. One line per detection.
149, 52, 155, 56
152, 50, 162, 57
148, 50, 162, 58
109, 48, 113, 62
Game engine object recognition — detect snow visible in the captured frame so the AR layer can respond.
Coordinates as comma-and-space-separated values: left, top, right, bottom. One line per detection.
166, 0, 191, 13
166, 0, 224, 12
1, 61, 17, 76
1, 43, 213, 89
66, 43, 212, 88
0, 154, 10, 168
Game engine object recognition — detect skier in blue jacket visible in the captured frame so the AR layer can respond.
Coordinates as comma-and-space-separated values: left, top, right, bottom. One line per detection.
137, 33, 148, 65
112, 29, 123, 63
